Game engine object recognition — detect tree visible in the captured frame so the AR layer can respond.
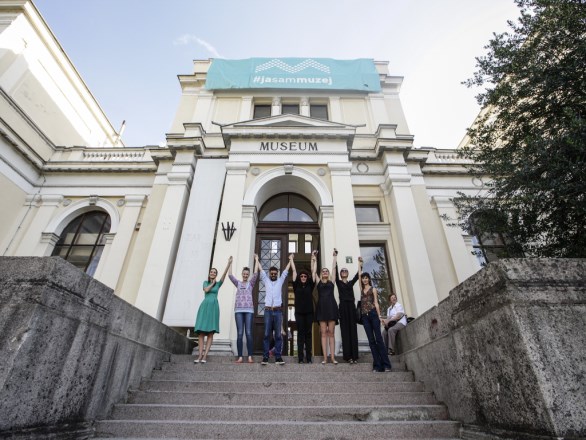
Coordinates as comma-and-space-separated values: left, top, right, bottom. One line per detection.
456, 0, 586, 258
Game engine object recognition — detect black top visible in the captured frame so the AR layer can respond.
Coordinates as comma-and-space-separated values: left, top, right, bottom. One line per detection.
335, 264, 359, 302
292, 276, 315, 314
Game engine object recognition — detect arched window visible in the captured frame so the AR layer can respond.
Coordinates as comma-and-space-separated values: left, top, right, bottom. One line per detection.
259, 194, 317, 222
52, 211, 111, 276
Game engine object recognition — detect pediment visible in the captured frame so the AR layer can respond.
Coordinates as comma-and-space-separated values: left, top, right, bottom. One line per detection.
220, 114, 356, 148
222, 114, 354, 130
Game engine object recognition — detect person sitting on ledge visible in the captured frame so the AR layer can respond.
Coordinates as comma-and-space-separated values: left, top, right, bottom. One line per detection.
382, 293, 407, 356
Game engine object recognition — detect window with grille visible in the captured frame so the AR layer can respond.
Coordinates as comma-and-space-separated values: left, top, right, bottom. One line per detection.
51, 211, 111, 276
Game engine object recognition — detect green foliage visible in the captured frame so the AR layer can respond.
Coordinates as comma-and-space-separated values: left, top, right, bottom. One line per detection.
457, 0, 586, 257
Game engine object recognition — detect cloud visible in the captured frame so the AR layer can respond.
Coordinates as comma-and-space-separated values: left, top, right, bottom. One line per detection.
173, 34, 223, 58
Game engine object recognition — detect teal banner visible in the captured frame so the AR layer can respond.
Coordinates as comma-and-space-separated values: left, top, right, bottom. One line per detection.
205, 58, 381, 92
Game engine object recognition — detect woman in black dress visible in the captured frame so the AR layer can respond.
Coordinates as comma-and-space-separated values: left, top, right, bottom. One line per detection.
311, 249, 339, 365
334, 253, 360, 364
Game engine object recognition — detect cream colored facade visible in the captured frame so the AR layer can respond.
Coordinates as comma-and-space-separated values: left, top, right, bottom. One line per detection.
0, 1, 484, 353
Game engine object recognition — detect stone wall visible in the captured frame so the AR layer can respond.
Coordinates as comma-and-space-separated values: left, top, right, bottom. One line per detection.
0, 257, 192, 438
398, 258, 586, 439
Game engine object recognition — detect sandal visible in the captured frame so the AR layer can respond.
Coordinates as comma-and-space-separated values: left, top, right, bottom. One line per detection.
247, 357, 254, 363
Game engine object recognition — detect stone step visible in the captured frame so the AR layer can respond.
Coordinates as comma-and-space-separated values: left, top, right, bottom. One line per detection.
149, 370, 414, 382
128, 390, 439, 406
95, 420, 461, 439
139, 379, 424, 394
161, 361, 407, 372
109, 403, 449, 422
169, 353, 399, 364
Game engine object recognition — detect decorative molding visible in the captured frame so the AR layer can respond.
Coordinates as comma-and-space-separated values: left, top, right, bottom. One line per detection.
40, 232, 59, 246
103, 233, 116, 245
317, 168, 326, 176
356, 162, 369, 174
284, 163, 294, 175
124, 195, 146, 207
40, 195, 64, 206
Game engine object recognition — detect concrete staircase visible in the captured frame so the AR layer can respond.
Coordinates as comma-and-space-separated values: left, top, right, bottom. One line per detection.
95, 354, 461, 439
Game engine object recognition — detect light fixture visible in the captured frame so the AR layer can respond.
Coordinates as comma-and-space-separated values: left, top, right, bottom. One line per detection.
221, 221, 237, 241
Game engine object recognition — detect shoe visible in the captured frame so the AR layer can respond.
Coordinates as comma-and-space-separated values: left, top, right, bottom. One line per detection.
298, 359, 305, 364
201, 359, 207, 363
330, 358, 338, 365
306, 359, 313, 364
384, 368, 392, 372
235, 358, 243, 364
261, 357, 269, 365
247, 357, 254, 364
321, 360, 327, 365
193, 358, 200, 364
388, 349, 396, 355
372, 369, 380, 373
276, 357, 285, 365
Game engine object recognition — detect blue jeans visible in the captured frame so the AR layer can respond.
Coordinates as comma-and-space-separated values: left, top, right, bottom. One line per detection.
362, 309, 392, 371
263, 309, 283, 358
235, 312, 253, 357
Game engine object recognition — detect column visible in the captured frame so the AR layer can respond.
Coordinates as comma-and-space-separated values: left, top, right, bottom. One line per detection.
93, 195, 145, 290
207, 161, 250, 353
15, 195, 63, 256
381, 154, 438, 316
162, 158, 228, 328
300, 97, 310, 117
328, 162, 362, 354
271, 97, 281, 116
239, 96, 253, 120
432, 196, 478, 283
134, 148, 195, 320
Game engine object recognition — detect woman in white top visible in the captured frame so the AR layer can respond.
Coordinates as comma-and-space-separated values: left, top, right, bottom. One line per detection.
382, 293, 407, 355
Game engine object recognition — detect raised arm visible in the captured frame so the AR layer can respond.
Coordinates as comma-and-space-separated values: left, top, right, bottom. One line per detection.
284, 254, 293, 273
253, 254, 261, 273
358, 256, 363, 278
290, 254, 297, 280
311, 250, 319, 284
219, 256, 232, 283
332, 248, 338, 280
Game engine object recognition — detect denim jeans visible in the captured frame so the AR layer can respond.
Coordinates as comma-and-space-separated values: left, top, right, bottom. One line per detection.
235, 312, 253, 357
362, 309, 392, 371
263, 309, 283, 358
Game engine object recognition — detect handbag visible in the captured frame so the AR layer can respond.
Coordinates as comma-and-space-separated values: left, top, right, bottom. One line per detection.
356, 301, 363, 325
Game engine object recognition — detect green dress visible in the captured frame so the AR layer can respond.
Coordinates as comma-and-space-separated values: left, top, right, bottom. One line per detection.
194, 280, 222, 334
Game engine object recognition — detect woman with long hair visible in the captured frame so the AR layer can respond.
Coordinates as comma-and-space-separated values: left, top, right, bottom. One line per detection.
194, 257, 231, 363
311, 249, 339, 365
228, 256, 260, 363
334, 254, 360, 364
358, 258, 392, 372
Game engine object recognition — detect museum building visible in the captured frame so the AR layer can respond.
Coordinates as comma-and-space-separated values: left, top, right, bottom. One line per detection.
0, 2, 487, 353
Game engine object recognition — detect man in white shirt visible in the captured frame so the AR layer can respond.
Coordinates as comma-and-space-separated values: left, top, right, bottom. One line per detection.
382, 293, 407, 355
256, 253, 292, 365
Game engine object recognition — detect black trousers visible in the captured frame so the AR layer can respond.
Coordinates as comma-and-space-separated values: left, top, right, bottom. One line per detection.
295, 312, 313, 361
339, 301, 359, 361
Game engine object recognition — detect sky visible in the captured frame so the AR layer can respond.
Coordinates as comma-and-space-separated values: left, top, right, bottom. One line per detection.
34, 0, 520, 149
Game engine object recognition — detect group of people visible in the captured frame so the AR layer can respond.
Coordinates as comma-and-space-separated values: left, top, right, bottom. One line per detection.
193, 249, 407, 372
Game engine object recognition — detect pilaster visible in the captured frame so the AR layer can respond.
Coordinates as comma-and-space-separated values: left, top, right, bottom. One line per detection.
16, 195, 63, 256
432, 196, 478, 283
381, 154, 438, 316
93, 195, 146, 290
134, 149, 195, 319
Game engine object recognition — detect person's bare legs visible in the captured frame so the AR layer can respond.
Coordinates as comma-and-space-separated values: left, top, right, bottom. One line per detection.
202, 333, 214, 361
327, 321, 337, 363
320, 321, 328, 363
195, 334, 204, 362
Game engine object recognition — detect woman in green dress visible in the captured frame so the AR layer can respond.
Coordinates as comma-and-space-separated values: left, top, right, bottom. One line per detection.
194, 256, 232, 363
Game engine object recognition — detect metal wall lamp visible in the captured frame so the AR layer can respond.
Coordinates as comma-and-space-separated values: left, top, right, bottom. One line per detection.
221, 222, 237, 241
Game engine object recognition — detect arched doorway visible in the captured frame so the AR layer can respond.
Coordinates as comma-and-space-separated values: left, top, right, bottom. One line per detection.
253, 193, 320, 355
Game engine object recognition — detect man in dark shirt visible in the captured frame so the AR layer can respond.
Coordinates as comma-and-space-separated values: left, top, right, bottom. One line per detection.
290, 254, 316, 363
